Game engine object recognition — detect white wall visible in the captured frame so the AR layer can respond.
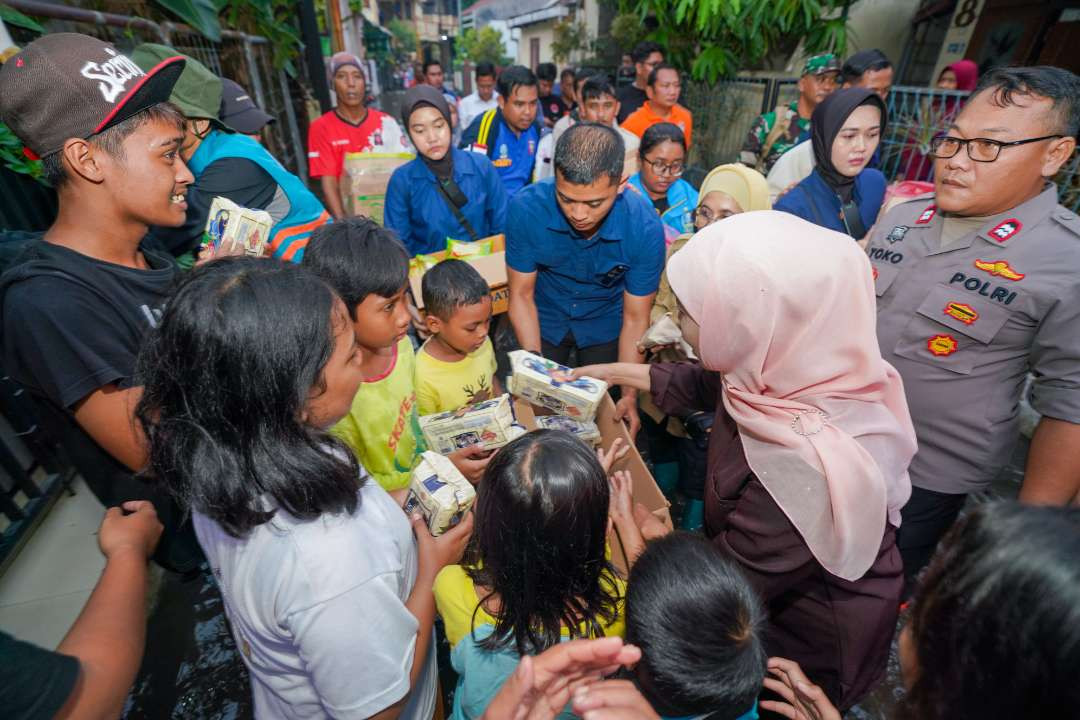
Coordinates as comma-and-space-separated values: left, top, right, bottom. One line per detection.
844, 0, 922, 68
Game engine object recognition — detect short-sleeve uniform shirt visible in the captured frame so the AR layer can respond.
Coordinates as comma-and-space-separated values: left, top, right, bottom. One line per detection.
306, 108, 410, 179
506, 180, 665, 348
869, 186, 1080, 494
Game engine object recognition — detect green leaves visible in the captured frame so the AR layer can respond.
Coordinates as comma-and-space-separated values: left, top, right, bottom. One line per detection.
153, 0, 222, 41
0, 122, 45, 184
0, 3, 44, 33
622, 0, 851, 80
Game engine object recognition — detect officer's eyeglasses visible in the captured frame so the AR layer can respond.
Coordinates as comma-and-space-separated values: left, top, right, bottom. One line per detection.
644, 159, 684, 177
929, 134, 1064, 162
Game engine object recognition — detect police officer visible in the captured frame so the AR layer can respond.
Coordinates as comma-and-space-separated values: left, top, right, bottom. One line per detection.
867, 66, 1080, 592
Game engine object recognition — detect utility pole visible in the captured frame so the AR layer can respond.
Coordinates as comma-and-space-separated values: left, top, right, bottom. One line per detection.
299, 0, 332, 112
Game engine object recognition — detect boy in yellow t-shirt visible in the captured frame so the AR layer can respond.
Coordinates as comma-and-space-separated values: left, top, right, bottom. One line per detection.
415, 260, 502, 416
303, 220, 491, 488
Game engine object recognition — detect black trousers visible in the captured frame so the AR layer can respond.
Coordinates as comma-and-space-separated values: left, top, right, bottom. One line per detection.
540, 331, 619, 368
897, 485, 966, 598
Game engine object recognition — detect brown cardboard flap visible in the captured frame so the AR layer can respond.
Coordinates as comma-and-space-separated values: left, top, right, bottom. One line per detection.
512, 395, 671, 575
409, 235, 508, 314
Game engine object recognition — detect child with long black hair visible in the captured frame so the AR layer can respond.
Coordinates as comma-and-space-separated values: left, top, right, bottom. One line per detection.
434, 429, 627, 719
135, 257, 472, 720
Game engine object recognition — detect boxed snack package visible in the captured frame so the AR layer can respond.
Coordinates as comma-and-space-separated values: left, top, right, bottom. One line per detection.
202, 196, 272, 257
419, 393, 524, 455
340, 151, 414, 222
534, 415, 602, 445
404, 452, 476, 536
507, 350, 608, 422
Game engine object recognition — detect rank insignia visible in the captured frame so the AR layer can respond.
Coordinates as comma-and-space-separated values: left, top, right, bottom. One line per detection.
887, 225, 908, 243
916, 204, 936, 224
973, 259, 1024, 281
944, 302, 978, 325
927, 334, 959, 356
989, 218, 1021, 242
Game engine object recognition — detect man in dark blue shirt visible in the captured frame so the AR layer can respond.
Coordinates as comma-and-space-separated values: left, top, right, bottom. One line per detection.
507, 123, 665, 438
460, 65, 540, 196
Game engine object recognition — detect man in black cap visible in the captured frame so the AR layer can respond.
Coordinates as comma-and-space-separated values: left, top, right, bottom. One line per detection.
0, 33, 202, 572
219, 77, 274, 138
842, 48, 894, 100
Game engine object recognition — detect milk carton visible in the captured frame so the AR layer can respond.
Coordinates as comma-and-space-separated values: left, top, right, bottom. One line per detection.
419, 394, 523, 455
202, 196, 272, 258
507, 350, 608, 422
404, 452, 475, 536
534, 415, 602, 445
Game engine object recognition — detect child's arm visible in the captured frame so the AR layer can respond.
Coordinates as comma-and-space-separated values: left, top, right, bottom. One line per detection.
369, 512, 475, 720
608, 471, 646, 569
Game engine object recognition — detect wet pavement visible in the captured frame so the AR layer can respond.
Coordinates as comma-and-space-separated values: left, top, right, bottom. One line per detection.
123, 436, 1028, 719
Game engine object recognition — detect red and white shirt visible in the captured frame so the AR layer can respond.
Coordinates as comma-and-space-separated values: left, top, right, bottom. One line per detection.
306, 108, 410, 179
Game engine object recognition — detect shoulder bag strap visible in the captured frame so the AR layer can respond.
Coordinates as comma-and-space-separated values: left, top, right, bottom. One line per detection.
435, 177, 481, 243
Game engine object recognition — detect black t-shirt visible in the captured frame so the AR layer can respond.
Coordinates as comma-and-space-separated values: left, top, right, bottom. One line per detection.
616, 85, 648, 124
653, 196, 670, 215
0, 630, 78, 720
539, 94, 568, 122
146, 156, 281, 257
0, 241, 202, 571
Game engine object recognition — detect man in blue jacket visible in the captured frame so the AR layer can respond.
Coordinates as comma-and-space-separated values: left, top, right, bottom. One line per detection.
460, 65, 540, 196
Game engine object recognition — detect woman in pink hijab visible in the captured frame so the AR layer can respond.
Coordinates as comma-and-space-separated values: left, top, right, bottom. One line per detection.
575, 211, 917, 711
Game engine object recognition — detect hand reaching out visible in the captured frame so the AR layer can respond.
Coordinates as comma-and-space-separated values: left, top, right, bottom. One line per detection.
596, 438, 629, 475
481, 637, 642, 720
98, 500, 163, 561
571, 679, 661, 720
759, 657, 841, 720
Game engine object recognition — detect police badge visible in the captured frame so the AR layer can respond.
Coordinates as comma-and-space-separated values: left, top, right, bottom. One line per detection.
887, 225, 908, 244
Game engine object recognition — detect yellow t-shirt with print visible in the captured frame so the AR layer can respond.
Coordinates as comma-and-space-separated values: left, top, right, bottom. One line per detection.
332, 336, 425, 491
414, 337, 498, 416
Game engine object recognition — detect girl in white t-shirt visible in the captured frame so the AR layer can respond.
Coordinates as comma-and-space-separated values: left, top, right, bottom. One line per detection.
135, 257, 472, 719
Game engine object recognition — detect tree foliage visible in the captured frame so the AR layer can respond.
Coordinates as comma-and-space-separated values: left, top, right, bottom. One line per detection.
387, 17, 418, 60
620, 0, 853, 82
458, 26, 506, 66
550, 19, 589, 63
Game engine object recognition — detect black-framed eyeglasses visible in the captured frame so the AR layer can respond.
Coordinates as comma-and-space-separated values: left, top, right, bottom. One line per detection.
929, 134, 1064, 162
643, 158, 684, 177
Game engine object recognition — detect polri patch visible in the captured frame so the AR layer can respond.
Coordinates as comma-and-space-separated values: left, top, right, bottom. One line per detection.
887, 225, 908, 243
916, 204, 936, 225
973, 259, 1024, 281
944, 302, 978, 325
989, 218, 1021, 243
927, 334, 958, 356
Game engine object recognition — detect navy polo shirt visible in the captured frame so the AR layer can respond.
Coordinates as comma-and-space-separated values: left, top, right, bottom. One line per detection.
507, 179, 665, 347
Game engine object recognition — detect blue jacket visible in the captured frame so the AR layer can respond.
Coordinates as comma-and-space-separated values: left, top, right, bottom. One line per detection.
187, 130, 330, 262
626, 174, 698, 239
774, 168, 886, 238
384, 148, 509, 256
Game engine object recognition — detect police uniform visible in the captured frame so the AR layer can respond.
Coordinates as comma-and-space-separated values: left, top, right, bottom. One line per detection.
868, 186, 1080, 579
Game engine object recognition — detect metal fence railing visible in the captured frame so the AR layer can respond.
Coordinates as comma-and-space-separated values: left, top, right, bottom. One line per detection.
3, 1, 309, 184
681, 79, 1080, 213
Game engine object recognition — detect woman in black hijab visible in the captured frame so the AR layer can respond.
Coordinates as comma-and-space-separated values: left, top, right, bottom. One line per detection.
774, 87, 887, 239
385, 84, 508, 255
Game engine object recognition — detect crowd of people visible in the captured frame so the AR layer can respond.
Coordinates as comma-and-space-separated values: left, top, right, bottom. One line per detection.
1, 27, 1080, 720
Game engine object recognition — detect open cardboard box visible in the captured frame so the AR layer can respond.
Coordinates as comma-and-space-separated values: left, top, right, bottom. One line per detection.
512, 394, 672, 576
408, 234, 509, 315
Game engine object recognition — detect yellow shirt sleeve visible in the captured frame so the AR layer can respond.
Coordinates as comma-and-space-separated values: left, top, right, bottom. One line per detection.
434, 565, 491, 648
414, 352, 441, 417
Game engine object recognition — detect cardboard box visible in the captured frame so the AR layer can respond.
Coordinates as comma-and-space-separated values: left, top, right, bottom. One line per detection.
419, 393, 525, 455
512, 396, 672, 575
202, 196, 272, 257
507, 350, 608, 423
404, 452, 476, 536
340, 151, 414, 223
408, 235, 508, 315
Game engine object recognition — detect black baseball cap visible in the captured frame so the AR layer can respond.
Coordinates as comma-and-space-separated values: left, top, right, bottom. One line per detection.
0, 33, 184, 159
219, 78, 274, 134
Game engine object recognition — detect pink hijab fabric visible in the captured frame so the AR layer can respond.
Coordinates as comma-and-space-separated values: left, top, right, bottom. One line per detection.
666, 211, 916, 581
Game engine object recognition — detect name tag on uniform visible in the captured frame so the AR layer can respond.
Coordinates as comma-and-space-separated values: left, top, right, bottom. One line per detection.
599, 264, 630, 288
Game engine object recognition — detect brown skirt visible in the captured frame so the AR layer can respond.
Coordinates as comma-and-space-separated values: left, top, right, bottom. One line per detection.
706, 472, 902, 711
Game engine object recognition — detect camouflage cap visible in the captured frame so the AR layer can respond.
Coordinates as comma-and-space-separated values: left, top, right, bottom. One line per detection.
802, 53, 841, 77
132, 43, 223, 122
